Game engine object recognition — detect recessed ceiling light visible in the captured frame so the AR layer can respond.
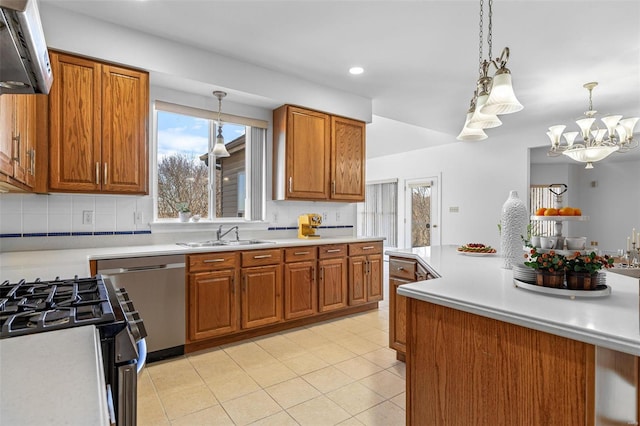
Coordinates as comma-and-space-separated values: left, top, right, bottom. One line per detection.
349, 67, 364, 75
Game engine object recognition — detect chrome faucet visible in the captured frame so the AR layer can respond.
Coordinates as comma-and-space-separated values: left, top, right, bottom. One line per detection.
217, 225, 239, 242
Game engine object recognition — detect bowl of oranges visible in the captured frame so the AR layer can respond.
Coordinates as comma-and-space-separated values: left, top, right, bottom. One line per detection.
534, 207, 582, 217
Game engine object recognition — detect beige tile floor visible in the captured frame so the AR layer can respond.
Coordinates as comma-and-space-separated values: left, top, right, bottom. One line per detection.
137, 267, 406, 426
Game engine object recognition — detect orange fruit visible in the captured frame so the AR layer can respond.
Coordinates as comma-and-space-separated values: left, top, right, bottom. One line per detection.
573, 208, 582, 216
544, 208, 559, 216
558, 207, 574, 216
535, 208, 547, 216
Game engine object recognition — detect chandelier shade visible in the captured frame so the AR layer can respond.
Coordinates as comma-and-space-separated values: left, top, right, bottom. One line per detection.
211, 90, 230, 158
456, 0, 521, 141
547, 81, 638, 168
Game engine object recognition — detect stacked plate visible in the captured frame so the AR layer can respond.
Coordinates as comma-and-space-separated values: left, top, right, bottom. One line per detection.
512, 263, 536, 284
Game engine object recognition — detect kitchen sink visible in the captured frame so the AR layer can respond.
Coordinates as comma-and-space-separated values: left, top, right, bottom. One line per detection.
177, 240, 273, 248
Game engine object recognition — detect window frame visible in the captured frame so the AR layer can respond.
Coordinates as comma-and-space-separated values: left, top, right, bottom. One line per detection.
152, 101, 267, 224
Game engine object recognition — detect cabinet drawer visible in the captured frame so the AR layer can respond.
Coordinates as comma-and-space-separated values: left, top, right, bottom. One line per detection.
188, 252, 238, 273
349, 242, 382, 256
389, 258, 417, 280
318, 244, 348, 259
284, 247, 317, 263
242, 249, 282, 267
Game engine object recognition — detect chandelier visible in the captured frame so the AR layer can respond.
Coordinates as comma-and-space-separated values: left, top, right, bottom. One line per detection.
546, 82, 639, 169
211, 90, 230, 158
457, 0, 523, 141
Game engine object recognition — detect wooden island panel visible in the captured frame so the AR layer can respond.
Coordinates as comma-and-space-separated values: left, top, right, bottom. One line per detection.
407, 298, 595, 426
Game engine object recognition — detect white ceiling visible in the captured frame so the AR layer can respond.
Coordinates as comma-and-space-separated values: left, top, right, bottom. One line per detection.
40, 0, 640, 160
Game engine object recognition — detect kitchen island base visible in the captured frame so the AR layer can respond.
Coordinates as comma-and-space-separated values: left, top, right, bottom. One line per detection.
407, 298, 639, 426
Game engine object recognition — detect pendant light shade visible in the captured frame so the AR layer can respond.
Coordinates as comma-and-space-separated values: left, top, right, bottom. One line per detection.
467, 93, 502, 129
457, 112, 488, 141
481, 70, 523, 115
212, 91, 230, 158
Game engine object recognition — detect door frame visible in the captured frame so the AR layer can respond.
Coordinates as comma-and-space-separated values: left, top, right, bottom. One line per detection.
404, 176, 441, 247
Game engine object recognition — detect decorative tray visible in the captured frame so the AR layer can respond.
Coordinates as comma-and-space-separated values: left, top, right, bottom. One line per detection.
513, 278, 611, 299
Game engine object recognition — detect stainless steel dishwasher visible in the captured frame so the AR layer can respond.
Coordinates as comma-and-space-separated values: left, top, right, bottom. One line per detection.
96, 254, 186, 362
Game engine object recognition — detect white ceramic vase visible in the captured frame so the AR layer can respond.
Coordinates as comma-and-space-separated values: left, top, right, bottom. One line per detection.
500, 190, 528, 269
178, 212, 191, 222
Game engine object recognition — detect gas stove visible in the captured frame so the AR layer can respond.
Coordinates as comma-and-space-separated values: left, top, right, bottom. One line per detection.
0, 275, 146, 425
0, 276, 117, 338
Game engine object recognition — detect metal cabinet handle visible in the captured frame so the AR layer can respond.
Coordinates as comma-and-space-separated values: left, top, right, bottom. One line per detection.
331, 180, 336, 194
396, 266, 405, 271
312, 266, 316, 283
231, 276, 235, 294
203, 258, 225, 263
319, 267, 323, 281
12, 133, 20, 162
289, 177, 292, 193
254, 254, 272, 259
362, 246, 375, 250
326, 249, 341, 253
29, 149, 35, 175
96, 162, 100, 185
104, 163, 108, 185
294, 251, 310, 255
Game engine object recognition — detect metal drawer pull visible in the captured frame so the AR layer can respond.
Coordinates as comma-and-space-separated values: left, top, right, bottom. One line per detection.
397, 267, 405, 271
254, 254, 272, 259
289, 177, 292, 193
362, 246, 375, 250
203, 258, 225, 263
96, 162, 100, 185
104, 163, 108, 185
294, 251, 310, 255
326, 249, 341, 253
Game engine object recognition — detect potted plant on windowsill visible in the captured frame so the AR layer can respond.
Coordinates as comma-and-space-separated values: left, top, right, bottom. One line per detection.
565, 251, 614, 290
176, 202, 191, 223
523, 247, 567, 288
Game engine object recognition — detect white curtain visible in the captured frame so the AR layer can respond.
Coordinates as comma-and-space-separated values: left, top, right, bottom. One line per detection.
246, 127, 266, 221
359, 181, 397, 247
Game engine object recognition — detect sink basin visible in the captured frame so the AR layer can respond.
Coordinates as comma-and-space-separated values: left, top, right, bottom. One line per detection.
177, 240, 272, 248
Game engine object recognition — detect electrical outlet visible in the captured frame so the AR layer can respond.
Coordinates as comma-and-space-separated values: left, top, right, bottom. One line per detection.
335, 211, 341, 222
449, 206, 460, 213
272, 212, 278, 223
82, 210, 94, 225
322, 212, 328, 222
134, 211, 144, 224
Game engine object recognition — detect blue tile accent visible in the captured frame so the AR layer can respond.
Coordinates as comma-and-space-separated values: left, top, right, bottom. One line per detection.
114, 231, 134, 235
0, 233, 22, 238
1, 230, 152, 238
71, 232, 93, 236
93, 232, 115, 236
133, 230, 152, 235
47, 232, 72, 237
23, 233, 48, 237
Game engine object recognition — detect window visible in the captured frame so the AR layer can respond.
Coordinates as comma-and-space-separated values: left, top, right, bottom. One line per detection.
155, 101, 266, 221
529, 185, 555, 236
358, 180, 398, 247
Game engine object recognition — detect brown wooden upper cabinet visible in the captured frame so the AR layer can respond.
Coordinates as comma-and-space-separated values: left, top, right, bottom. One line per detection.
272, 105, 365, 202
0, 94, 41, 192
48, 51, 149, 194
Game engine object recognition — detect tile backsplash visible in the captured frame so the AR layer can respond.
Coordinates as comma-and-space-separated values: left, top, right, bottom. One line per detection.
0, 193, 154, 236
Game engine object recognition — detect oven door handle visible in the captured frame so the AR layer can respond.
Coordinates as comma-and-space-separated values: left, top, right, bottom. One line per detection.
136, 338, 147, 374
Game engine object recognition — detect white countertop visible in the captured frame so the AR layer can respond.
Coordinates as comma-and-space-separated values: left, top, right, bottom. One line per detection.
388, 245, 640, 356
0, 326, 110, 426
0, 237, 384, 282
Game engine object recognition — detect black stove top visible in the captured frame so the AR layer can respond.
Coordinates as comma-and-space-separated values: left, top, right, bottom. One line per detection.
0, 276, 118, 338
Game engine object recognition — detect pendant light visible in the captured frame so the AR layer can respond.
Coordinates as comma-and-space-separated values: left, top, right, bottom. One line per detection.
457, 0, 522, 141
212, 91, 230, 158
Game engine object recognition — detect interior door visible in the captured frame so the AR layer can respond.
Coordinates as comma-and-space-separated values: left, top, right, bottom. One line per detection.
405, 177, 440, 247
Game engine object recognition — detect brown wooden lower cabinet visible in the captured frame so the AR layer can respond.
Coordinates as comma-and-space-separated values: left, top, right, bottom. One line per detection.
407, 298, 596, 426
185, 242, 383, 352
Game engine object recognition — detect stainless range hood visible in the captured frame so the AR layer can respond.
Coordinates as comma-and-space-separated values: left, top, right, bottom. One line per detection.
0, 0, 52, 94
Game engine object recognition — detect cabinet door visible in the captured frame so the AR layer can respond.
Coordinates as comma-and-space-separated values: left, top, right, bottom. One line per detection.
48, 52, 102, 192
283, 260, 317, 320
101, 65, 148, 194
12, 95, 36, 187
241, 265, 282, 329
284, 106, 330, 200
0, 95, 15, 176
389, 277, 409, 356
367, 254, 383, 302
188, 269, 239, 341
318, 257, 348, 312
348, 255, 367, 306
330, 116, 365, 201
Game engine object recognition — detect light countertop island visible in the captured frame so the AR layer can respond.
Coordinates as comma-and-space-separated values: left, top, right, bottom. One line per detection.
387, 245, 640, 426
